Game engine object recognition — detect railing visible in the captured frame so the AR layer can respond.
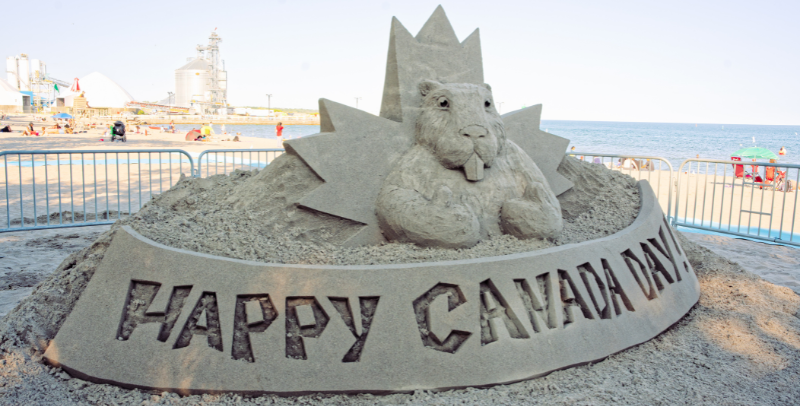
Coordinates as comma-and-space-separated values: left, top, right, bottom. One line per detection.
4, 149, 799, 247
673, 159, 800, 246
1, 150, 194, 232
196, 149, 284, 178
570, 152, 674, 218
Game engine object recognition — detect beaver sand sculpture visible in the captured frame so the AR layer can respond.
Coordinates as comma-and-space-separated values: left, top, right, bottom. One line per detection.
377, 80, 563, 248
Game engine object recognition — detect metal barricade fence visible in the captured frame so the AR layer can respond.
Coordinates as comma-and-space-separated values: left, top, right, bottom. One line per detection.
195, 149, 285, 178
6, 149, 798, 247
1, 150, 194, 232
673, 159, 800, 246
569, 152, 674, 218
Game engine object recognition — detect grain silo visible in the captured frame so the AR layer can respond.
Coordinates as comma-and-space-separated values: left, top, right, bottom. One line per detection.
175, 58, 211, 108
174, 31, 227, 113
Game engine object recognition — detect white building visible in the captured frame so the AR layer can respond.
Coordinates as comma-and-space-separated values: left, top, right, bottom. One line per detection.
0, 78, 23, 112
57, 72, 135, 110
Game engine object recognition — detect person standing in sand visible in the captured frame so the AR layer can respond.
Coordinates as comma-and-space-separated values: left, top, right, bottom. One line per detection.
276, 122, 284, 139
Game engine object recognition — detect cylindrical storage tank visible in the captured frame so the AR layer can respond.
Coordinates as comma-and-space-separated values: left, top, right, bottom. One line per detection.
17, 56, 30, 91
6, 57, 18, 89
175, 58, 210, 108
31, 59, 42, 79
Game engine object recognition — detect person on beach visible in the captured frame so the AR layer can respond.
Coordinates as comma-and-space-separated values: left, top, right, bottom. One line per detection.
569, 146, 576, 157
779, 146, 787, 156
169, 121, 175, 134
28, 122, 34, 133
0, 125, 12, 132
276, 122, 284, 138
201, 123, 213, 140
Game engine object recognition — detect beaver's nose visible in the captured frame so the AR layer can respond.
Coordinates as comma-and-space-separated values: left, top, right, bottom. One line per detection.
460, 125, 487, 140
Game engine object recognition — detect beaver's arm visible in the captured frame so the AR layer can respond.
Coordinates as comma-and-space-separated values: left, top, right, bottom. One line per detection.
500, 182, 563, 240
499, 142, 564, 240
376, 184, 481, 248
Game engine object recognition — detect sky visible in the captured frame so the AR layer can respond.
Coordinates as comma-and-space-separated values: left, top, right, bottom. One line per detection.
2, 0, 798, 125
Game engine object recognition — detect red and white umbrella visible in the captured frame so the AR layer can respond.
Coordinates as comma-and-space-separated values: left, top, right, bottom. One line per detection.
70, 78, 80, 92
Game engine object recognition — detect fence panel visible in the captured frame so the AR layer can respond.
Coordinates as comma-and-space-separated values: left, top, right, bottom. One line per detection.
195, 149, 284, 178
673, 159, 800, 245
1, 150, 194, 232
569, 152, 674, 217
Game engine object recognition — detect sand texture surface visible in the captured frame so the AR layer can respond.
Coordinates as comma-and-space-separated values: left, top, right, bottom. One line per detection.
124, 155, 641, 264
0, 231, 798, 404
0, 226, 110, 320
684, 232, 800, 294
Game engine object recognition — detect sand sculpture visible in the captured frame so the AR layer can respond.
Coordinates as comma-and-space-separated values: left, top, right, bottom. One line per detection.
377, 80, 563, 248
36, 6, 700, 395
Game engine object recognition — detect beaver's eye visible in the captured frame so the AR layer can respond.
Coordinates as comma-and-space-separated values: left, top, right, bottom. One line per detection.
485, 100, 492, 108
437, 97, 449, 109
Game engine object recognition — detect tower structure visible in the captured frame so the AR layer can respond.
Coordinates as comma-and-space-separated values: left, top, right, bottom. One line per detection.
175, 31, 228, 114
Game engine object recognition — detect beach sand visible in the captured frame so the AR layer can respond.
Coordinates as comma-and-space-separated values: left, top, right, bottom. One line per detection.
0, 123, 284, 154
0, 228, 798, 404
608, 166, 800, 240
0, 117, 286, 227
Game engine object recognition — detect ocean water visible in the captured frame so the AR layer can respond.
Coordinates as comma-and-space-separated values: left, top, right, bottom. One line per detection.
175, 121, 800, 168
544, 121, 800, 169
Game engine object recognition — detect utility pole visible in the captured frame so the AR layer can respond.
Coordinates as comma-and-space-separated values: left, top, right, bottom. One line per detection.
266, 94, 272, 110
355, 97, 362, 109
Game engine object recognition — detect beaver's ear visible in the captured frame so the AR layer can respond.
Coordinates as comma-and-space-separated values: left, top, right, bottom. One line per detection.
480, 83, 492, 92
419, 80, 442, 96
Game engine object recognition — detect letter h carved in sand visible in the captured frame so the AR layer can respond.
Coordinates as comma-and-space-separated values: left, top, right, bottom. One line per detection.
117, 280, 192, 342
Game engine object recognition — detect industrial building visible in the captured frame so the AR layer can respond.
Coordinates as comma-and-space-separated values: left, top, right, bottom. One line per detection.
5, 54, 70, 113
53, 72, 136, 116
0, 78, 23, 113
175, 31, 228, 114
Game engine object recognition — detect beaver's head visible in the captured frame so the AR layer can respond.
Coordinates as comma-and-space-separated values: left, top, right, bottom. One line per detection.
415, 80, 505, 181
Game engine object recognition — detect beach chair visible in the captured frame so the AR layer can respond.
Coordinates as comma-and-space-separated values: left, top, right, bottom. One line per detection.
731, 157, 744, 178
761, 166, 776, 189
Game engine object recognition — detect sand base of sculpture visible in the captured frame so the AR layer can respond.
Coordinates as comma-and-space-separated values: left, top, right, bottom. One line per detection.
44, 181, 698, 395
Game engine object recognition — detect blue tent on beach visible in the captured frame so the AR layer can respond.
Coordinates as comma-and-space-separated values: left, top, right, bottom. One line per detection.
52, 113, 73, 119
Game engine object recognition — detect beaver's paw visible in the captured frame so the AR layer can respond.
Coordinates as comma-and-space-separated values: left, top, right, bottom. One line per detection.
500, 184, 563, 240
406, 186, 481, 248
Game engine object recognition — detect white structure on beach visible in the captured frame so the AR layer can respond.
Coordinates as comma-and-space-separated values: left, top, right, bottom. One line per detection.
0, 78, 23, 112
174, 31, 228, 113
67, 72, 135, 109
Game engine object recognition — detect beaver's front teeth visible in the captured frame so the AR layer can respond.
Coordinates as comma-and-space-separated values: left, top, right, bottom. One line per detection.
464, 153, 484, 181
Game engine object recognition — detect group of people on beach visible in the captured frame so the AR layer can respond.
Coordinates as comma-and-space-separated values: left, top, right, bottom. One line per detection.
184, 121, 284, 143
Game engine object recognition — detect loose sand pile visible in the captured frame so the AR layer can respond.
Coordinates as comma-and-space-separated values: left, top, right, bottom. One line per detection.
0, 233, 798, 405
124, 154, 641, 265
0, 154, 798, 404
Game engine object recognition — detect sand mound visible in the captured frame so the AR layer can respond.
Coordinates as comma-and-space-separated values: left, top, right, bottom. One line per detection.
0, 232, 798, 404
124, 154, 640, 264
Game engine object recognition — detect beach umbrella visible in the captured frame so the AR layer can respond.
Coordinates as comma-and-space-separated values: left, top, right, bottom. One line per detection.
731, 147, 777, 160
52, 113, 74, 119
